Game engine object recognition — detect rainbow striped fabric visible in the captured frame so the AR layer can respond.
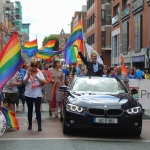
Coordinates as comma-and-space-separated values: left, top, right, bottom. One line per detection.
0, 32, 24, 90
22, 39, 38, 53
120, 55, 127, 76
64, 40, 83, 64
36, 40, 63, 59
51, 81, 58, 109
64, 20, 83, 49
2, 108, 19, 130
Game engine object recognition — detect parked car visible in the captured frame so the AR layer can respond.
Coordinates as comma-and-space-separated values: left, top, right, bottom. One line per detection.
59, 77, 142, 136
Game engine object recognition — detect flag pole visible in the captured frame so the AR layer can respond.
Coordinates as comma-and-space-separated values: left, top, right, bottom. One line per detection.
81, 14, 85, 57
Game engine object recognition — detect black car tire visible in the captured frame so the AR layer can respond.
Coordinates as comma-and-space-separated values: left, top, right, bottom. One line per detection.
133, 129, 142, 137
63, 117, 69, 134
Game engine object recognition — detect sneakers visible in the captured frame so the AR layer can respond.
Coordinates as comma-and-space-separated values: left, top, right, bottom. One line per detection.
16, 106, 19, 112
28, 126, 32, 130
38, 126, 42, 131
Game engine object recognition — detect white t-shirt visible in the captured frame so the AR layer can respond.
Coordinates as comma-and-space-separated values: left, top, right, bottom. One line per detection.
24, 72, 45, 98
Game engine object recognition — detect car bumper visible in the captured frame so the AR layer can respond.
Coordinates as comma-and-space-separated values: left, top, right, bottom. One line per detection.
64, 110, 142, 132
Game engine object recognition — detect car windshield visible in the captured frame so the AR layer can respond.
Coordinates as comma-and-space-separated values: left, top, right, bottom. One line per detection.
72, 77, 127, 94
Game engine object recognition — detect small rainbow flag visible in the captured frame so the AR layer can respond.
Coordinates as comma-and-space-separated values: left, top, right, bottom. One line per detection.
22, 39, 38, 53
0, 32, 24, 91
120, 55, 127, 76
51, 81, 58, 109
2, 108, 19, 130
64, 20, 83, 49
36, 40, 63, 59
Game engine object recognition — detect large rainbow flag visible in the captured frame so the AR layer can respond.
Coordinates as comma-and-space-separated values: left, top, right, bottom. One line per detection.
36, 40, 63, 59
22, 39, 38, 53
51, 81, 58, 109
64, 40, 83, 64
64, 20, 83, 49
120, 55, 128, 76
0, 32, 24, 91
2, 108, 19, 130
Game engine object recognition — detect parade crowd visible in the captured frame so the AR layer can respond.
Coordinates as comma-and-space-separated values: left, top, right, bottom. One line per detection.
0, 45, 150, 131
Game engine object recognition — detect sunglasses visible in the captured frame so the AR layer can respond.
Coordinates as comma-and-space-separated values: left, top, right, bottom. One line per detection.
31, 64, 37, 67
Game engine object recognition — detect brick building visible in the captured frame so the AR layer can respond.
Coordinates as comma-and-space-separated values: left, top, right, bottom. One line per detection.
112, 0, 150, 69
86, 0, 111, 66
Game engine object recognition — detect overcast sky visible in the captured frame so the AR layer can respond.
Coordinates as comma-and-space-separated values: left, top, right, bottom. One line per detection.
12, 0, 86, 48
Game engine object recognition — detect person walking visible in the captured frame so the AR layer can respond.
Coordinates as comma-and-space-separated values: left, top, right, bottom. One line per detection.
16, 64, 27, 112
45, 60, 64, 117
3, 72, 21, 112
74, 45, 103, 77
24, 59, 46, 131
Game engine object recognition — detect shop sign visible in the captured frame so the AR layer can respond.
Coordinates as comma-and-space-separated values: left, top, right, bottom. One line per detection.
132, 55, 145, 62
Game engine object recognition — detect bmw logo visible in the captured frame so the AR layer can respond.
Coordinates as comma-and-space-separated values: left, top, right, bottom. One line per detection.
104, 105, 108, 108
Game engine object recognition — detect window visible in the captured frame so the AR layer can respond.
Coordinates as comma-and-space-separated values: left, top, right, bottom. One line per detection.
72, 78, 127, 94
122, 21, 129, 55
87, 14, 95, 29
134, 14, 142, 52
114, 35, 117, 57
87, 0, 95, 10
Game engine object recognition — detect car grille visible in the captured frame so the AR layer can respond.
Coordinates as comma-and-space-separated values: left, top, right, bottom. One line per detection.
107, 109, 123, 116
88, 108, 104, 116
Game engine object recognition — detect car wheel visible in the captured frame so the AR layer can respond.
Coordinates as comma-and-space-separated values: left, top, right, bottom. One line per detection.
63, 117, 69, 134
133, 129, 142, 137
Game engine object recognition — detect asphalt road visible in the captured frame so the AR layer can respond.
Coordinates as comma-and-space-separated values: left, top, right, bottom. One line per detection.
0, 102, 150, 150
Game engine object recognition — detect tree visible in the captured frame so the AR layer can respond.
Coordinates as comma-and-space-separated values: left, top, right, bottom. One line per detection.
42, 34, 59, 51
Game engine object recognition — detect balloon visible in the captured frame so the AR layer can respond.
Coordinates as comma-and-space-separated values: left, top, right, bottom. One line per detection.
136, 70, 143, 78
27, 50, 33, 57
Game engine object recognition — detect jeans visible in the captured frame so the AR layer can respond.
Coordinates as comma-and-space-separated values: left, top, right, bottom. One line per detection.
25, 96, 42, 127
16, 88, 26, 106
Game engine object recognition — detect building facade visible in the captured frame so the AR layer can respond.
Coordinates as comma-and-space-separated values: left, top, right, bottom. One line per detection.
86, 0, 111, 66
112, 0, 150, 69
0, 0, 10, 51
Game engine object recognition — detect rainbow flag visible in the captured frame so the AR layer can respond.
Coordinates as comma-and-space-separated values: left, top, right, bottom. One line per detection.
120, 55, 124, 65
36, 40, 63, 59
22, 39, 38, 53
120, 55, 127, 76
2, 108, 19, 130
0, 32, 24, 91
64, 40, 83, 64
64, 20, 83, 49
51, 81, 58, 109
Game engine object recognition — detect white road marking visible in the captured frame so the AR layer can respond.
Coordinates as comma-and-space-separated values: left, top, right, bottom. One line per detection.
0, 138, 150, 142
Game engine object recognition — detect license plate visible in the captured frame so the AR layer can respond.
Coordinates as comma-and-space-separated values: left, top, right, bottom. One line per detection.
94, 118, 118, 124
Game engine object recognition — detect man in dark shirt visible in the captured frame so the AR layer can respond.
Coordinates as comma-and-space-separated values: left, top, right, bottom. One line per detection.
74, 45, 103, 77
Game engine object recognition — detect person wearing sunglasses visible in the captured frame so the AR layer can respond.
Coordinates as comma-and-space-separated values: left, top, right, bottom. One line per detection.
24, 59, 46, 131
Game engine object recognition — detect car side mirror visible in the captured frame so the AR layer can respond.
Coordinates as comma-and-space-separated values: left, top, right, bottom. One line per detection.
59, 86, 69, 92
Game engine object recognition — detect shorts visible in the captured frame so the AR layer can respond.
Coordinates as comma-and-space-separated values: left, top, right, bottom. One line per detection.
3, 93, 18, 104
0, 92, 3, 100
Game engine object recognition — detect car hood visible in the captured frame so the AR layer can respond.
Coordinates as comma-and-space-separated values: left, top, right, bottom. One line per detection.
68, 91, 138, 109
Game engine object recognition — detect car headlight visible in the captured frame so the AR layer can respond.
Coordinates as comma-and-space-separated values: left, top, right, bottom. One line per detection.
66, 104, 85, 113
127, 107, 141, 114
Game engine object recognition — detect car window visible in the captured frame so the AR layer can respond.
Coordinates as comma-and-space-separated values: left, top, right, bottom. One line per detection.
72, 78, 127, 94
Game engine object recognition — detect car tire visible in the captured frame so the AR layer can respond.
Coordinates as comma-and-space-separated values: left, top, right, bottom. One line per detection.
63, 117, 69, 134
133, 129, 142, 137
